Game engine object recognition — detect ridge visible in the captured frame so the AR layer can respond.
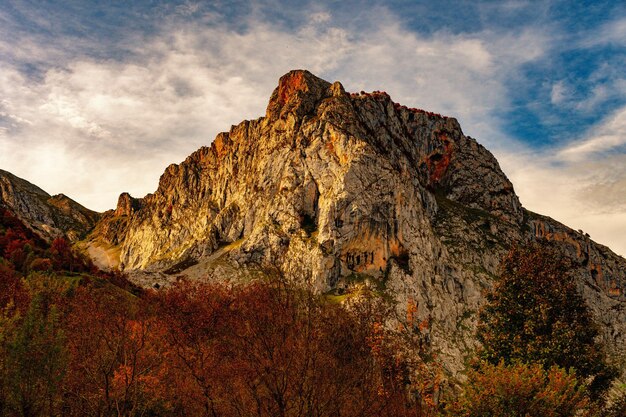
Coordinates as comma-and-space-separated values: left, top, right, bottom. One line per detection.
0, 170, 99, 241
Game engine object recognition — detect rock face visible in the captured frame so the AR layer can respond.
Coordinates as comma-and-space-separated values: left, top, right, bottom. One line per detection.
0, 169, 99, 241
86, 70, 626, 375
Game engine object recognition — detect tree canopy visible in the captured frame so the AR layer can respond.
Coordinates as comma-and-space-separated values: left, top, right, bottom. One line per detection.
477, 242, 617, 398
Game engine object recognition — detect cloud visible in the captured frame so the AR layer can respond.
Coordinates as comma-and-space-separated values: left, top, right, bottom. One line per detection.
557, 106, 626, 161
583, 16, 626, 47
550, 80, 570, 105
570, 65, 626, 113
498, 151, 626, 257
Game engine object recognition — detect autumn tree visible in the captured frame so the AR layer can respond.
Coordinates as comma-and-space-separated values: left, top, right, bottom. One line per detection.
449, 361, 591, 417
63, 285, 163, 416
153, 279, 439, 417
477, 243, 617, 398
2, 231, 34, 274
48, 237, 95, 274
155, 281, 235, 416
0, 278, 23, 416
0, 262, 28, 313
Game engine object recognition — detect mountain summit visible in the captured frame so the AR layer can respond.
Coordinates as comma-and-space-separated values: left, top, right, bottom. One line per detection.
79, 70, 626, 374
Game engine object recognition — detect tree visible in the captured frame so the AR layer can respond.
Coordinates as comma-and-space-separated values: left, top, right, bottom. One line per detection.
63, 285, 162, 416
48, 238, 77, 272
477, 243, 617, 398
155, 281, 235, 416
3, 291, 67, 417
0, 261, 28, 313
449, 361, 591, 417
0, 297, 21, 416
153, 279, 441, 417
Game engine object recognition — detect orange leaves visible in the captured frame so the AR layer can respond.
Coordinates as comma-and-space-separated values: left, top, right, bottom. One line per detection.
149, 280, 444, 416
62, 285, 163, 416
0, 260, 444, 416
449, 361, 590, 417
368, 321, 386, 359
111, 364, 134, 394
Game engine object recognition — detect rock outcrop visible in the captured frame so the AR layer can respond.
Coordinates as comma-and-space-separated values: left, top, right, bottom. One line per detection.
80, 69, 625, 376
0, 169, 99, 241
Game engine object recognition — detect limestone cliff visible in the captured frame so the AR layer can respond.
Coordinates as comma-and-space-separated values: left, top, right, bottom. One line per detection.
0, 169, 99, 241
86, 70, 626, 375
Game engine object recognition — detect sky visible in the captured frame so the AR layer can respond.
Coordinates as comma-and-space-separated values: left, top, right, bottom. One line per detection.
0, 0, 625, 256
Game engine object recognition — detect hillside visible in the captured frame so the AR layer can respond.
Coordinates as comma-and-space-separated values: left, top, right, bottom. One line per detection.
0, 169, 99, 242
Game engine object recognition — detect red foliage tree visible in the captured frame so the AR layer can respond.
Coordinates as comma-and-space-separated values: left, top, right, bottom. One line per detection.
48, 238, 75, 272
63, 286, 164, 416
0, 262, 28, 313
153, 280, 440, 416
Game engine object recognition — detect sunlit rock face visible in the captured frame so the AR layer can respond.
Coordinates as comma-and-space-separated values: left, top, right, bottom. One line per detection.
87, 70, 626, 376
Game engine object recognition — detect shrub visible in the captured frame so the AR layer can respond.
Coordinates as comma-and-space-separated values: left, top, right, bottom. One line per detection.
448, 361, 590, 417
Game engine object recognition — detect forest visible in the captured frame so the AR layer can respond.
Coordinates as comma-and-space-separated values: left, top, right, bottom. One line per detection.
0, 207, 624, 417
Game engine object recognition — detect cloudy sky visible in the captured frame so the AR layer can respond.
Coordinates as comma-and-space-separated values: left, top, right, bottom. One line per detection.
0, 0, 625, 255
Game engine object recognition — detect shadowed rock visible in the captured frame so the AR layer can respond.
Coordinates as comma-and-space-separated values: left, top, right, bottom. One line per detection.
0, 169, 99, 241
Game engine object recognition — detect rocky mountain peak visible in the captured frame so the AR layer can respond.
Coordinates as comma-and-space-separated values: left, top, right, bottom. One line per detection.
83, 70, 626, 376
115, 192, 141, 217
266, 69, 336, 120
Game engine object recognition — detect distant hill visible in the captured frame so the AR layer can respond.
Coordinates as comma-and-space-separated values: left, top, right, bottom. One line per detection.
0, 169, 99, 242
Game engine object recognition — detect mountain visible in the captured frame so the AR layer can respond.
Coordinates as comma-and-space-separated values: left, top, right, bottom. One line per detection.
79, 70, 625, 376
0, 169, 99, 242
2, 70, 622, 377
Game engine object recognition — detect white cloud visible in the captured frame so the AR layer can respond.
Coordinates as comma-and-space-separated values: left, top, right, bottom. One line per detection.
557, 106, 626, 161
574, 84, 609, 111
501, 152, 626, 257
549, 75, 625, 114
584, 16, 626, 47
310, 11, 331, 24
550, 80, 569, 105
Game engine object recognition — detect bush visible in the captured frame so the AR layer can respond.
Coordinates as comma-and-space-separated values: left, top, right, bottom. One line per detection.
448, 361, 590, 417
